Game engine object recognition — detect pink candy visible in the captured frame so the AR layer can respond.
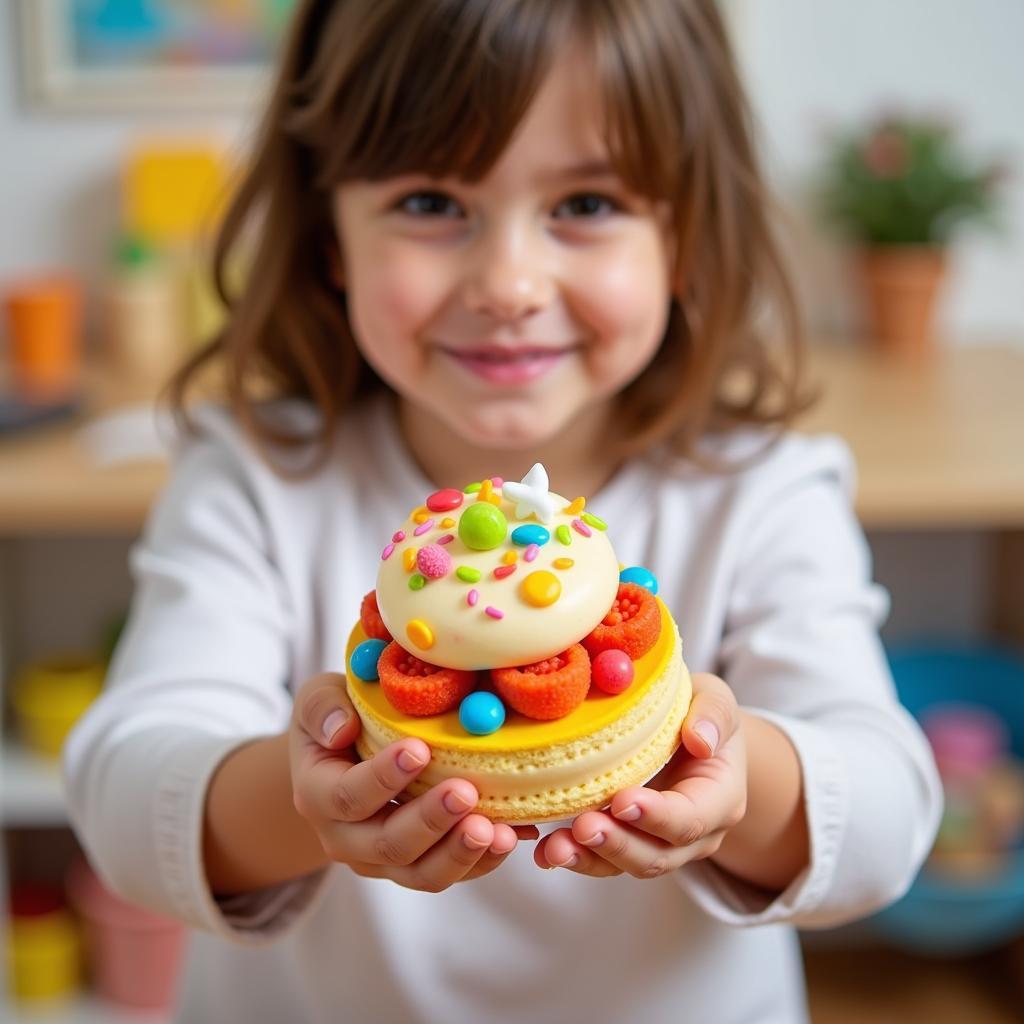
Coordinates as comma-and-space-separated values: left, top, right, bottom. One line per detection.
467, 589, 479, 606
381, 543, 395, 561
413, 518, 435, 537
392, 530, 406, 543
485, 606, 504, 619
524, 543, 539, 562
416, 544, 452, 579
571, 518, 592, 537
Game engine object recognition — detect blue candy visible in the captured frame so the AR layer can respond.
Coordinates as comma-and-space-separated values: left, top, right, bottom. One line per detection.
350, 639, 388, 682
510, 524, 550, 547
619, 565, 659, 595
459, 691, 506, 735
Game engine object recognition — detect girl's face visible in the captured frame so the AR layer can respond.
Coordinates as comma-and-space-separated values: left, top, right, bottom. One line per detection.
332, 58, 675, 452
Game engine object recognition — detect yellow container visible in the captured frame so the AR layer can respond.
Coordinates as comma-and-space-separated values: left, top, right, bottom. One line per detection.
6, 909, 82, 1003
12, 656, 105, 758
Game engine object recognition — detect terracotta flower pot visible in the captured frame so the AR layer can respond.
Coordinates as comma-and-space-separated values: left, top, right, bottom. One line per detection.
856, 246, 947, 357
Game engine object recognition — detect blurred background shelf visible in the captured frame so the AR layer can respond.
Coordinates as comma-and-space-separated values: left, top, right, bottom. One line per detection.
1, 743, 68, 827
1, 341, 1023, 536
5, 993, 170, 1024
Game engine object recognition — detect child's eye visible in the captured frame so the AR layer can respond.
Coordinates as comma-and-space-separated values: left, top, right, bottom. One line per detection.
553, 193, 620, 219
396, 191, 463, 218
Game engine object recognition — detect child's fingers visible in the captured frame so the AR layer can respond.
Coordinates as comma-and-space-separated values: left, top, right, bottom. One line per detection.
318, 738, 432, 824
331, 778, 481, 866
534, 827, 622, 877
461, 824, 522, 881
401, 814, 497, 892
610, 782, 743, 849
294, 673, 362, 750
569, 811, 689, 878
679, 672, 740, 759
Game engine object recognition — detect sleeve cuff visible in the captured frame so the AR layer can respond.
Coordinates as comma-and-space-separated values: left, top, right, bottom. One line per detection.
153, 732, 331, 946
675, 709, 848, 926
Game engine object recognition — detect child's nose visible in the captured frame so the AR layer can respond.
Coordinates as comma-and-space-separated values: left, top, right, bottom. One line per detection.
462, 232, 555, 320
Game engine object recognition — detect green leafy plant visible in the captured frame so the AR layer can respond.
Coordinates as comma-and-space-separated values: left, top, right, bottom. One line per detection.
819, 113, 1003, 246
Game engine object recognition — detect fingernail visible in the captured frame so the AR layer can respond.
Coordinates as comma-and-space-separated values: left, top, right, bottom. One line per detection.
397, 747, 426, 772
443, 789, 473, 814
555, 853, 578, 868
462, 832, 489, 850
614, 803, 641, 822
322, 709, 348, 744
694, 719, 719, 755
579, 831, 604, 848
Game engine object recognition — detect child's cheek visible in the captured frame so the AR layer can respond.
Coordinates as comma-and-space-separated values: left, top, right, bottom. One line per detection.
573, 249, 671, 362
351, 248, 451, 353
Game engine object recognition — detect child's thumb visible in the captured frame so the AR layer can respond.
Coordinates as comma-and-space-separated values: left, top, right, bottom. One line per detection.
296, 673, 362, 750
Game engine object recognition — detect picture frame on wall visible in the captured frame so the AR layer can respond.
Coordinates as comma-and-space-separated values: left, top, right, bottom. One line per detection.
18, 0, 295, 112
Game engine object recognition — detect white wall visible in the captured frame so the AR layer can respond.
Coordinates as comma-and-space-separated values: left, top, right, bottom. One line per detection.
734, 0, 1024, 340
1, 0, 1022, 341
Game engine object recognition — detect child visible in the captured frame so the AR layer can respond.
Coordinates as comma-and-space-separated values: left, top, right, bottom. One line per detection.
64, 1, 942, 1021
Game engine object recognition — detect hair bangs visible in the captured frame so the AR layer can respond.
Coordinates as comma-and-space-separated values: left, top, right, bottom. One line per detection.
286, 0, 577, 188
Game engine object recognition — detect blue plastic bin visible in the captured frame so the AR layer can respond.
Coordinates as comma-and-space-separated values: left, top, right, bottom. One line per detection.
871, 646, 1024, 956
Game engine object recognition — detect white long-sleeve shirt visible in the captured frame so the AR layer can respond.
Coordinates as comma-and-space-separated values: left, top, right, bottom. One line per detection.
63, 393, 941, 1024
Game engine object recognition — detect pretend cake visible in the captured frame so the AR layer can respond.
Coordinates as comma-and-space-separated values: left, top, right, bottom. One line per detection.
345, 463, 692, 824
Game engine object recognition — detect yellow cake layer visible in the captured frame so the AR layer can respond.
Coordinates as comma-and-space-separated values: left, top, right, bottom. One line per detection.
346, 597, 677, 752
345, 599, 692, 823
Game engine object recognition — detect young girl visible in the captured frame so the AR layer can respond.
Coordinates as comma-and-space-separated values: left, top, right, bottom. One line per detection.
64, 1, 942, 1021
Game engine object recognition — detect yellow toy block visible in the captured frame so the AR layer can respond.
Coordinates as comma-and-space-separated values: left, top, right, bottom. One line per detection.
123, 143, 231, 244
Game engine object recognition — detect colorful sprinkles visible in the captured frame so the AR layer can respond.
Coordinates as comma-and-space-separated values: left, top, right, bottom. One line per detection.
372, 464, 626, 734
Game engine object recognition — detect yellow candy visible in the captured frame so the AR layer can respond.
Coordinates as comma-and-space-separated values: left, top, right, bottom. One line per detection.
406, 619, 434, 650
553, 558, 574, 570
441, 517, 456, 528
502, 550, 518, 565
521, 570, 561, 608
403, 548, 418, 572
564, 496, 586, 515
476, 478, 502, 506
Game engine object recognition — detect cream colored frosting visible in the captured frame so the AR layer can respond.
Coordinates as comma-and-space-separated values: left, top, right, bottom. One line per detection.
375, 475, 619, 670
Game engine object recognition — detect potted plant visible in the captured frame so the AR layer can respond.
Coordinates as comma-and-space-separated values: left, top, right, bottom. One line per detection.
819, 113, 1003, 355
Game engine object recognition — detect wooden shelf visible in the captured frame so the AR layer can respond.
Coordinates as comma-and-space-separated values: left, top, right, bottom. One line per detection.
0, 342, 1022, 534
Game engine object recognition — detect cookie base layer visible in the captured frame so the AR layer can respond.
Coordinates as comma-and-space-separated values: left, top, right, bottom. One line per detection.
346, 599, 691, 824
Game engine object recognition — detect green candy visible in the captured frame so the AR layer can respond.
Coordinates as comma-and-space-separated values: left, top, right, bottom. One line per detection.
582, 512, 607, 531
556, 524, 572, 545
456, 566, 482, 583
409, 574, 426, 591
458, 502, 508, 551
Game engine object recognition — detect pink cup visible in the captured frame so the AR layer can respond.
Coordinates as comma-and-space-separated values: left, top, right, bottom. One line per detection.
66, 856, 187, 1011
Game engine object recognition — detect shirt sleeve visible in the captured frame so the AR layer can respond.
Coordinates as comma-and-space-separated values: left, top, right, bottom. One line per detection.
675, 436, 943, 929
62, 413, 330, 945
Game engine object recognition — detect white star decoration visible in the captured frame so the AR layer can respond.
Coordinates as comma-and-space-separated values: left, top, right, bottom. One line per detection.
503, 463, 555, 523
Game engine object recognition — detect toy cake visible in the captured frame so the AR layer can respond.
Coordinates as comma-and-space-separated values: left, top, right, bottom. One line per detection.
345, 464, 692, 823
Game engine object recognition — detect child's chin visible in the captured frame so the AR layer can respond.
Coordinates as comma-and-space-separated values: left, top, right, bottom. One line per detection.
448, 401, 567, 450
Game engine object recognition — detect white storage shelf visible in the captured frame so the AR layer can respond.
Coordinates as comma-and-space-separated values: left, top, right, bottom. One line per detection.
5, 993, 169, 1023
2, 741, 69, 827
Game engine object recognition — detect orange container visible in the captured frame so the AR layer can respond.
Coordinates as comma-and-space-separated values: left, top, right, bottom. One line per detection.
3, 275, 83, 399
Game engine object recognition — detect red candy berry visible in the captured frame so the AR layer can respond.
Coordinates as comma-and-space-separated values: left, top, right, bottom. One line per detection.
426, 488, 464, 513
582, 583, 660, 661
591, 649, 634, 695
491, 644, 591, 721
359, 590, 392, 641
377, 643, 477, 717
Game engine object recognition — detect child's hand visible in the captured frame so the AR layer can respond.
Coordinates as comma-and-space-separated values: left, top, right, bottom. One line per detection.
289, 673, 537, 892
534, 673, 746, 878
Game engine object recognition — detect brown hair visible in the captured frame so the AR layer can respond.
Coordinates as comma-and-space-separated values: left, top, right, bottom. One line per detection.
169, 0, 812, 473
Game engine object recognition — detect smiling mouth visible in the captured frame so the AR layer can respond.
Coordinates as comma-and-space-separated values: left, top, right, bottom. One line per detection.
438, 345, 578, 384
